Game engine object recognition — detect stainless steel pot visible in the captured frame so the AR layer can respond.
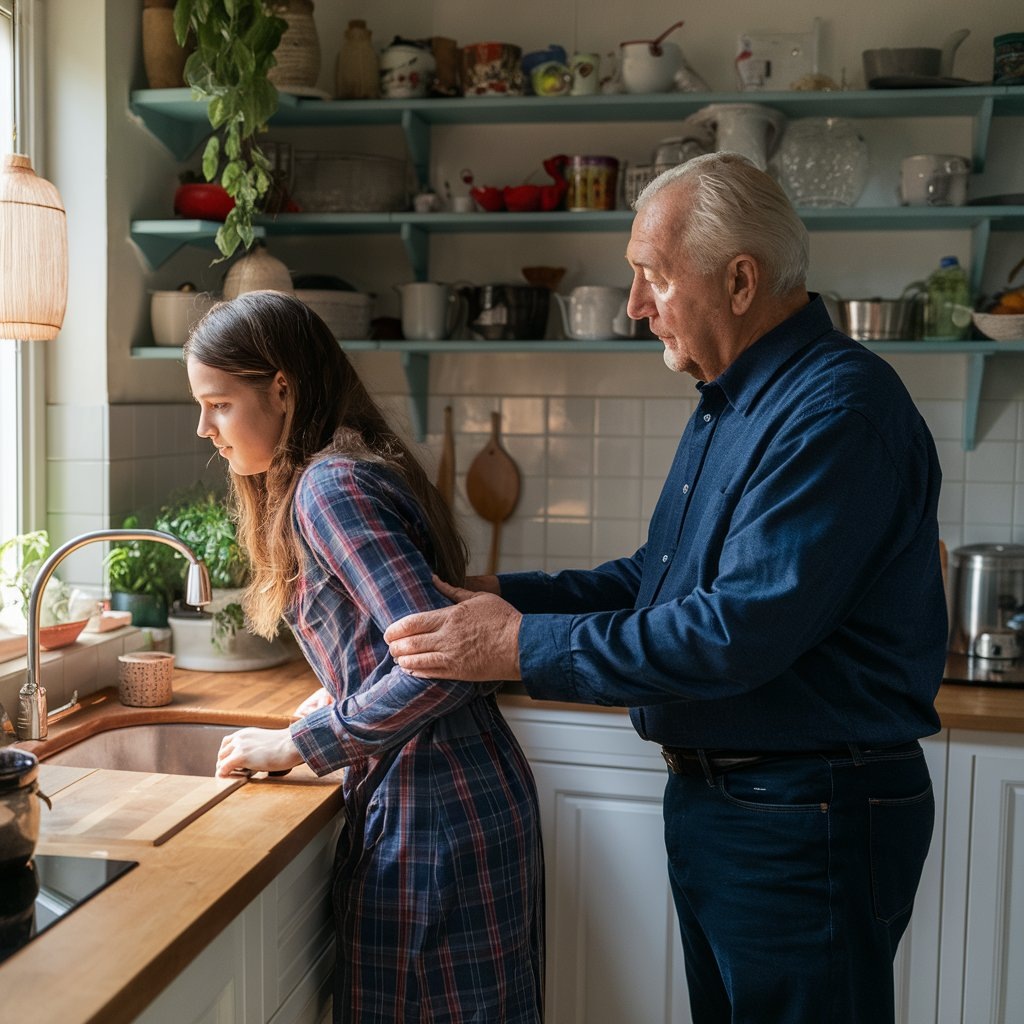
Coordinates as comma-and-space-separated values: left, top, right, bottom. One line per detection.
948, 543, 1024, 656
837, 297, 922, 341
462, 284, 550, 341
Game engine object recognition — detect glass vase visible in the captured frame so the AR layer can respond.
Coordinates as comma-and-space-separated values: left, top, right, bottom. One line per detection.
774, 117, 869, 208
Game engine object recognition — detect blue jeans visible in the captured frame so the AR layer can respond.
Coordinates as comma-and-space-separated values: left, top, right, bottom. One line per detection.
663, 743, 934, 1024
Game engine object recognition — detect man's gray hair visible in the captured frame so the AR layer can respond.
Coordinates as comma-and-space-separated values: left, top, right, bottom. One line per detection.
634, 152, 809, 296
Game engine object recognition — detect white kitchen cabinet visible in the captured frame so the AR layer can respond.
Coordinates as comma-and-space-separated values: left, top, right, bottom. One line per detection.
135, 814, 342, 1024
504, 703, 691, 1024
938, 729, 1024, 1024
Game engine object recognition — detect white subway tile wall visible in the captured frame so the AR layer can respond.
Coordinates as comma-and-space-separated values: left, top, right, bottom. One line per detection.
43, 384, 1024, 586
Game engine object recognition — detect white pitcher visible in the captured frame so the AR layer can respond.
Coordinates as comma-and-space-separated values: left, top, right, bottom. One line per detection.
692, 103, 785, 170
554, 286, 629, 340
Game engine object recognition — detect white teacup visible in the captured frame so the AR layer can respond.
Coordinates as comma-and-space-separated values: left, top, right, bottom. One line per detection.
620, 42, 682, 94
900, 154, 970, 207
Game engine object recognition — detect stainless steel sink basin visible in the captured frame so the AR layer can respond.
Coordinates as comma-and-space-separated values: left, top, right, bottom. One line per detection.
43, 723, 240, 776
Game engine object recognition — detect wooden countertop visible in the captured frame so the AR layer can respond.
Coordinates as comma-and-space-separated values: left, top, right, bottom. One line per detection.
3, 659, 343, 1024
4, 656, 1024, 1023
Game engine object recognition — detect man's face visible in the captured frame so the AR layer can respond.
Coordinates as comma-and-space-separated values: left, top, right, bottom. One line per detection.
625, 189, 733, 380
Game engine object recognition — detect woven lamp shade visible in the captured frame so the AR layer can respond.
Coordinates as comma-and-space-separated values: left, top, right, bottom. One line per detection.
0, 154, 68, 341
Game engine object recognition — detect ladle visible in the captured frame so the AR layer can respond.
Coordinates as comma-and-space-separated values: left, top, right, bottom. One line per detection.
648, 20, 684, 57
465, 412, 520, 574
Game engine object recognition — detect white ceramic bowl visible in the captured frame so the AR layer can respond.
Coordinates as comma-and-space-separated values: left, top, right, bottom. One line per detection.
619, 42, 681, 94
972, 311, 1024, 342
150, 289, 216, 347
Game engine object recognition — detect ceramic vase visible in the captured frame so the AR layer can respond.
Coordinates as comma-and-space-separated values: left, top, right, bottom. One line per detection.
268, 0, 321, 92
335, 19, 379, 99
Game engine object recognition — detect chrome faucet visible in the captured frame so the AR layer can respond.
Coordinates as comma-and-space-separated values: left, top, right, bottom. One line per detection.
18, 529, 212, 741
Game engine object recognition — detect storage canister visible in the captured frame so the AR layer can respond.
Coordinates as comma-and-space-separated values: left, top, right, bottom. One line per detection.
566, 156, 619, 211
947, 543, 1024, 655
993, 33, 1024, 86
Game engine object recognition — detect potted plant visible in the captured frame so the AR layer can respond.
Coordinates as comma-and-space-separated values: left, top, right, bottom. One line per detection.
105, 516, 183, 628
172, 0, 287, 259
156, 487, 291, 671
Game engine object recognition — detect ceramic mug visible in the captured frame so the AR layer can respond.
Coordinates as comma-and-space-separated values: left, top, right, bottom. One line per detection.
899, 154, 970, 207
619, 41, 683, 94
380, 44, 436, 99
531, 61, 572, 97
570, 52, 600, 95
459, 42, 524, 96
399, 283, 464, 340
554, 285, 629, 340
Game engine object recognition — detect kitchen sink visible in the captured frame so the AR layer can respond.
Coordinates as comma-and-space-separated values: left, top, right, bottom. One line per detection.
43, 722, 240, 776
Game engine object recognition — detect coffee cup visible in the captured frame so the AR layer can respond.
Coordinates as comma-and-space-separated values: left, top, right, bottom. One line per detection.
399, 282, 465, 341
899, 154, 970, 207
570, 53, 600, 95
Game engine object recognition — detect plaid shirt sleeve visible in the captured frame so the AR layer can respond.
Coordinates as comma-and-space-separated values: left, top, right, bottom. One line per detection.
289, 458, 496, 775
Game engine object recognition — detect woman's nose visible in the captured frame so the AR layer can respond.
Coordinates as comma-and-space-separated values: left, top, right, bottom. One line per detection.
196, 412, 213, 438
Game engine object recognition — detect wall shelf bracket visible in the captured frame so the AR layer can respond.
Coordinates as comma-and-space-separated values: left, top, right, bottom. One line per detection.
963, 352, 987, 451
399, 223, 429, 282
129, 99, 210, 161
400, 110, 431, 189
971, 96, 995, 172
401, 352, 430, 441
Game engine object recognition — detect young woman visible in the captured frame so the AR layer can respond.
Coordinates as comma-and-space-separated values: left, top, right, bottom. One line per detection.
184, 290, 544, 1024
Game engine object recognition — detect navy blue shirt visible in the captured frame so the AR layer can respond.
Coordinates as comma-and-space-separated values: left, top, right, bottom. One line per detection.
503, 296, 947, 750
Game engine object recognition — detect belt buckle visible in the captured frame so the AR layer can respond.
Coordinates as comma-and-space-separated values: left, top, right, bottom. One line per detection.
661, 748, 687, 775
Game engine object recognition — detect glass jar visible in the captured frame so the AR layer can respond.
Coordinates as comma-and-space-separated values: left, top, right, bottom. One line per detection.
774, 117, 869, 208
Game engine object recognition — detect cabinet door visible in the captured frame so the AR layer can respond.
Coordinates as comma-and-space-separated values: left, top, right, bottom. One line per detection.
894, 732, 948, 1024
135, 911, 258, 1024
940, 730, 1024, 1024
531, 760, 691, 1024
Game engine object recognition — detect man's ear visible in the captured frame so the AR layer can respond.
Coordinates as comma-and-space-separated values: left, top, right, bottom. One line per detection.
728, 254, 758, 315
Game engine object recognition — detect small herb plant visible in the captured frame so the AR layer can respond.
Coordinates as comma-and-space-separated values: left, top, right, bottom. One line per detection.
104, 516, 184, 615
156, 488, 248, 590
173, 0, 287, 259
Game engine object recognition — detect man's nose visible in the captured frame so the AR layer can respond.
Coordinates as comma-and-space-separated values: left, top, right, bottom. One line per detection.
627, 278, 652, 320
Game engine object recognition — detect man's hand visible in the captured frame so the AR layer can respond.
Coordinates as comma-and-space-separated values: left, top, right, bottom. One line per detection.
293, 688, 333, 718
384, 576, 522, 681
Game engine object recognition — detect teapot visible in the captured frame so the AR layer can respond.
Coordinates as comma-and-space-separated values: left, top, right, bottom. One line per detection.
555, 286, 629, 341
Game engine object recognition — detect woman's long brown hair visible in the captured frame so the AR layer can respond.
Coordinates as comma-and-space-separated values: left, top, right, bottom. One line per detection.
184, 290, 467, 639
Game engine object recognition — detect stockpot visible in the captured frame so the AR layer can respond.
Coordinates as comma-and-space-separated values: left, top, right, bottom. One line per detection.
947, 543, 1024, 656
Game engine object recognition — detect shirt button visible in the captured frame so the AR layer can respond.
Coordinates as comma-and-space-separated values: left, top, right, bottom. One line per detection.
703, 413, 712, 423
682, 483, 689, 494
662, 554, 669, 563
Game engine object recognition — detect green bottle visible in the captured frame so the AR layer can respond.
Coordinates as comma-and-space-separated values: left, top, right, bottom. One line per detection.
924, 256, 971, 341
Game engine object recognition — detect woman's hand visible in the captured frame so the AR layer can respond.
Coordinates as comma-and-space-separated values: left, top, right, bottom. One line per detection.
216, 727, 305, 778
293, 687, 333, 718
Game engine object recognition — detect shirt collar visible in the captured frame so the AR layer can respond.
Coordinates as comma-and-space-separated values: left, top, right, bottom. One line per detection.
709, 293, 834, 413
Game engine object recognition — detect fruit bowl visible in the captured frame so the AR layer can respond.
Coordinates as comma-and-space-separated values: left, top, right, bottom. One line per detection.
173, 183, 235, 221
972, 311, 1024, 342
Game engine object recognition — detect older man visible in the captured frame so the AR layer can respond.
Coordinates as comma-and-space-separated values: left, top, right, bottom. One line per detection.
385, 152, 947, 1024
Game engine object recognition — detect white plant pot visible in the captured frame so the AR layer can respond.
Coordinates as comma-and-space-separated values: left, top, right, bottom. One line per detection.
168, 589, 292, 672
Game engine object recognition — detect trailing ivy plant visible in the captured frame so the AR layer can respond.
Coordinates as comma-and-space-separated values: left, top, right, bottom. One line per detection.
173, 0, 287, 259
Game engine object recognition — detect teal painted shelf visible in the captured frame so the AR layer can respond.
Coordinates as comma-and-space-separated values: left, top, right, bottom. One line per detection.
133, 338, 1024, 449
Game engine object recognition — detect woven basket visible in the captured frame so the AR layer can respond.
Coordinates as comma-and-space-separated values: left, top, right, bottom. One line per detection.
296, 289, 373, 340
268, 0, 321, 90
292, 152, 410, 213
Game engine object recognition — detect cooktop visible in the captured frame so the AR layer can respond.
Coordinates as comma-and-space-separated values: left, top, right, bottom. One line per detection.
0, 853, 137, 965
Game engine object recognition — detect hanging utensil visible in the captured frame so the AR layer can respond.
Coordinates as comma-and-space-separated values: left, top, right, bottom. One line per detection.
649, 20, 684, 56
436, 405, 456, 508
465, 411, 520, 574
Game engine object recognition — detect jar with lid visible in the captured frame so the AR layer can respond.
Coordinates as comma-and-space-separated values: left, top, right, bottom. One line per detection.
993, 33, 1024, 86
566, 156, 619, 211
923, 256, 971, 341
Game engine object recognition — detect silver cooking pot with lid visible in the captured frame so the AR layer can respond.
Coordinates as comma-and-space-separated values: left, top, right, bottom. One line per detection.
948, 543, 1024, 657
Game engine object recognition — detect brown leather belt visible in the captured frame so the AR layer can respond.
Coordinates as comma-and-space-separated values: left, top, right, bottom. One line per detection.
660, 743, 907, 777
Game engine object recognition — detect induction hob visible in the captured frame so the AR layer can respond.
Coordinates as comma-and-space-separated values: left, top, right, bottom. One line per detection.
0, 853, 137, 965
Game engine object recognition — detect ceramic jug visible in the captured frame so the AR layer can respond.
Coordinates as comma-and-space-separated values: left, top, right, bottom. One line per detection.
693, 103, 785, 170
555, 286, 629, 340
398, 282, 465, 340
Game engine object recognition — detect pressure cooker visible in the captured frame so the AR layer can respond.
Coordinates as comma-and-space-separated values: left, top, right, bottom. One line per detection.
947, 543, 1024, 657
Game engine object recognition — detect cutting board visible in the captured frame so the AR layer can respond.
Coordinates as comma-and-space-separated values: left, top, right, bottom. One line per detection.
39, 765, 245, 846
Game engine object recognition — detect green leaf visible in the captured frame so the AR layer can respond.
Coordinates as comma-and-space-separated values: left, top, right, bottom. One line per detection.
216, 217, 242, 260
173, 0, 195, 48
202, 136, 221, 181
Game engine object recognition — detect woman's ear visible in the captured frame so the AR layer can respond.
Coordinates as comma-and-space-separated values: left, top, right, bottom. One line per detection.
273, 371, 289, 411
728, 254, 758, 315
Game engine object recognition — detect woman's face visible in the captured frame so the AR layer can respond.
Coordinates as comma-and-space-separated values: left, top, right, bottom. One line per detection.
187, 357, 289, 476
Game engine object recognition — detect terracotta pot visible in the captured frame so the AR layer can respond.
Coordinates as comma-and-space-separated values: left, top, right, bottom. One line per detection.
142, 5, 188, 89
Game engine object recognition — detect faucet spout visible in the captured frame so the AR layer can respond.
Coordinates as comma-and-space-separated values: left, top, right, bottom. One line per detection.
18, 529, 212, 741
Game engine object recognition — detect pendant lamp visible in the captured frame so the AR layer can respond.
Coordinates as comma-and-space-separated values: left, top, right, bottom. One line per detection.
0, 154, 68, 341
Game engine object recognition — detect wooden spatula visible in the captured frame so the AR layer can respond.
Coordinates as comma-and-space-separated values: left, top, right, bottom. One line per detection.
465, 411, 520, 574
436, 405, 456, 508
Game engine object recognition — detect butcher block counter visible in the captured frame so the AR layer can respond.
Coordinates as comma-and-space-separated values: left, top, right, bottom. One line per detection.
3, 658, 343, 1024
3, 656, 1024, 1024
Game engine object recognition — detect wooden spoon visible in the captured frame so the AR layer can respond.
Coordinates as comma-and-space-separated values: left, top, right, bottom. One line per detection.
465, 411, 520, 574
436, 405, 456, 508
